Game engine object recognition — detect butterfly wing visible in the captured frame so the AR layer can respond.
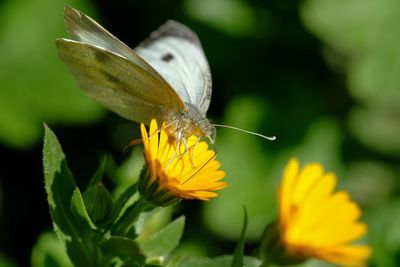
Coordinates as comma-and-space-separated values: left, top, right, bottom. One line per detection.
57, 6, 185, 124
135, 20, 212, 115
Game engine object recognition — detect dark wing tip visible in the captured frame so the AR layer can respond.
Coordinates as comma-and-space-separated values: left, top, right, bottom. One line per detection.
63, 6, 92, 39
160, 20, 201, 44
139, 20, 202, 48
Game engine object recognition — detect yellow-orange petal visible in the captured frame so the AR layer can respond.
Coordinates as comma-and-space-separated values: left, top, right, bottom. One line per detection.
279, 158, 300, 225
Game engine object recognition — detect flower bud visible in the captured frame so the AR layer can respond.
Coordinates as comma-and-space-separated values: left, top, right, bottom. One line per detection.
83, 183, 114, 225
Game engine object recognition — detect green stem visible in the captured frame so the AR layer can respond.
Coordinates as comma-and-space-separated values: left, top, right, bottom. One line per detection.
111, 197, 154, 236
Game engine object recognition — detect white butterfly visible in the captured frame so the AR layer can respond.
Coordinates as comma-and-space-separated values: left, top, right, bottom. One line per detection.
56, 6, 214, 142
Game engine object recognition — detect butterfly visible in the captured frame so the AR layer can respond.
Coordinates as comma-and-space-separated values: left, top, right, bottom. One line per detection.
56, 6, 214, 143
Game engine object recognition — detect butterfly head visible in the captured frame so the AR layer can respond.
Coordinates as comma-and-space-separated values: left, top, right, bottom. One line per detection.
163, 103, 215, 144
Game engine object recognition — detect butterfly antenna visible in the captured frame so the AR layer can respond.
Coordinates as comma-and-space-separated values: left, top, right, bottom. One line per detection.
207, 134, 215, 145
212, 124, 276, 141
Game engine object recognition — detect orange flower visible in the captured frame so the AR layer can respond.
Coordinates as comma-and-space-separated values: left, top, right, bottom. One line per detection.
139, 119, 227, 205
262, 158, 372, 267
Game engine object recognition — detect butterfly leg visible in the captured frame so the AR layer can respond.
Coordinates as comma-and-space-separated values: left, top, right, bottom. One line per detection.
165, 131, 184, 169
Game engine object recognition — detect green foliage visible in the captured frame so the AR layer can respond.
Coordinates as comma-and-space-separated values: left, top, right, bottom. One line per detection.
71, 188, 97, 230
183, 0, 256, 36
344, 160, 396, 207
100, 237, 144, 265
231, 207, 247, 267
171, 255, 261, 267
88, 156, 108, 188
138, 217, 185, 259
364, 199, 400, 267
42, 125, 266, 266
203, 98, 277, 240
301, 0, 400, 107
0, 254, 18, 267
0, 0, 103, 148
301, 0, 400, 154
42, 126, 193, 267
43, 125, 98, 266
348, 106, 400, 155
31, 232, 72, 267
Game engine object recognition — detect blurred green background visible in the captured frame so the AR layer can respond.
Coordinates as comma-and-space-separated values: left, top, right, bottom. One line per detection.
0, 0, 399, 266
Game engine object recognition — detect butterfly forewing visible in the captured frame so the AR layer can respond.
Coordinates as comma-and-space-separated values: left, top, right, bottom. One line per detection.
57, 6, 185, 124
135, 21, 212, 115
63, 6, 172, 81
56, 39, 181, 124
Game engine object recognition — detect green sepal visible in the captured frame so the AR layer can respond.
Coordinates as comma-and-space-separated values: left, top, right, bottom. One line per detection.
231, 206, 248, 267
259, 222, 306, 266
83, 183, 114, 226
138, 166, 179, 207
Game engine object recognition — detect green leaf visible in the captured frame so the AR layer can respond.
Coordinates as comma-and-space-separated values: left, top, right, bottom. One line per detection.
231, 207, 248, 267
173, 255, 261, 267
100, 236, 144, 264
71, 188, 97, 230
31, 232, 73, 267
138, 216, 185, 258
43, 125, 96, 266
134, 207, 173, 241
166, 257, 182, 267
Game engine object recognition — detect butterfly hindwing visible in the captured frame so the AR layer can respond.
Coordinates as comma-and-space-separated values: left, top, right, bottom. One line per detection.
135, 20, 212, 115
